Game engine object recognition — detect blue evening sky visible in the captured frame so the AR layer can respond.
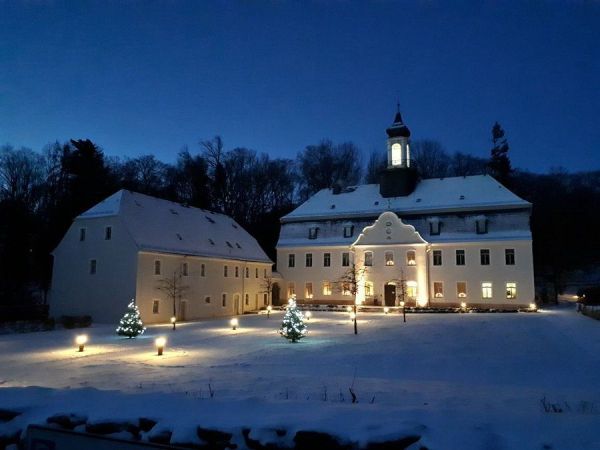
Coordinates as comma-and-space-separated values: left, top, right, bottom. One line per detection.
1, 1, 598, 173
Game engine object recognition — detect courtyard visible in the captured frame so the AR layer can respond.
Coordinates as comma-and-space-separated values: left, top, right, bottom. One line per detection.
1, 306, 599, 448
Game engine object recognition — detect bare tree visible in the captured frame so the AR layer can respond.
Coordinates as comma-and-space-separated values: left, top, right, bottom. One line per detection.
260, 275, 275, 307
0, 145, 44, 206
156, 267, 189, 325
411, 140, 451, 179
336, 262, 365, 335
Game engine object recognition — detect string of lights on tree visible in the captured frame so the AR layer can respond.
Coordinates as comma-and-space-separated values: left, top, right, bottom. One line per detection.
116, 300, 146, 338
279, 297, 307, 343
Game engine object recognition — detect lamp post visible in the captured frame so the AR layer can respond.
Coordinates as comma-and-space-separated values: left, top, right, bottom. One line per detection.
170, 316, 177, 330
267, 305, 272, 318
230, 318, 238, 330
305, 311, 312, 321
155, 337, 166, 356
76, 335, 87, 352
383, 306, 389, 315
353, 304, 357, 335
400, 301, 406, 323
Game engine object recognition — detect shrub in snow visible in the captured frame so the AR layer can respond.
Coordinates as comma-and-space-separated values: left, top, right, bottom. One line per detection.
279, 298, 307, 343
116, 301, 146, 338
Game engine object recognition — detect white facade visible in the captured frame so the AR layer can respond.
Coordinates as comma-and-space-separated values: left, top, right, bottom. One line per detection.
276, 113, 534, 309
51, 190, 273, 323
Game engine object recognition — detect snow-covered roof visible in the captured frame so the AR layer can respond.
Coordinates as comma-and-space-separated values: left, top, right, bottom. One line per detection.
282, 175, 530, 222
78, 190, 272, 263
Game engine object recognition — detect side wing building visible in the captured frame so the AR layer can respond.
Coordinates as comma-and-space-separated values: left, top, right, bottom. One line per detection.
51, 190, 273, 323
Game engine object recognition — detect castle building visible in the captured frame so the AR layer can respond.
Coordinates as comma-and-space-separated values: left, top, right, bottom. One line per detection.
276, 111, 534, 308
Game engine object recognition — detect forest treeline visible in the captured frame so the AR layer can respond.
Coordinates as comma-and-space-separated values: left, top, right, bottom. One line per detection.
1, 129, 599, 305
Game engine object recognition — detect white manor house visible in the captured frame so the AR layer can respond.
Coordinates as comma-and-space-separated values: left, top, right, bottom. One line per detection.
276, 111, 534, 309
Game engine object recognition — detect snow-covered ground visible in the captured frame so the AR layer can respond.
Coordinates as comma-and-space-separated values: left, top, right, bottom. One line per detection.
1, 305, 599, 448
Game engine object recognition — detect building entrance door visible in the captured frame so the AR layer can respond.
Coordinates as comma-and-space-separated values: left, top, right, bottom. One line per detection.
234, 294, 241, 315
384, 284, 396, 306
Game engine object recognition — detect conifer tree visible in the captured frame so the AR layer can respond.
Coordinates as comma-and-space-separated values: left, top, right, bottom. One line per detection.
279, 298, 307, 343
116, 300, 146, 338
488, 122, 512, 186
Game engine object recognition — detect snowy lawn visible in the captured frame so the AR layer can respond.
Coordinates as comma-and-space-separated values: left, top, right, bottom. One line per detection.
1, 305, 599, 448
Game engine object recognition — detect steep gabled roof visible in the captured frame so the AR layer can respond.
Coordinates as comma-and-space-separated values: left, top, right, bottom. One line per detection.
282, 175, 530, 222
78, 190, 271, 263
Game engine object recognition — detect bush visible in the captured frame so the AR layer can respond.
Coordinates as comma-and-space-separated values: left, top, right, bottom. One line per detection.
60, 315, 92, 329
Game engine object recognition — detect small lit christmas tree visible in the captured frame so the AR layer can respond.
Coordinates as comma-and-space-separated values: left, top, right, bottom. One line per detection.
279, 298, 307, 343
116, 300, 146, 338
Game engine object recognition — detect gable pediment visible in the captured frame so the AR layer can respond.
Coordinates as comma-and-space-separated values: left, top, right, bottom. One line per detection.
353, 211, 427, 246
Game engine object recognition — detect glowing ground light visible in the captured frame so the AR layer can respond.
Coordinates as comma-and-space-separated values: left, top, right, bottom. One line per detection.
305, 311, 312, 320
75, 335, 87, 352
230, 318, 239, 330
267, 305, 272, 317
529, 303, 537, 311
460, 302, 467, 309
350, 312, 356, 321
383, 307, 389, 315
170, 316, 176, 323
155, 337, 166, 356
346, 306, 352, 313
400, 301, 405, 307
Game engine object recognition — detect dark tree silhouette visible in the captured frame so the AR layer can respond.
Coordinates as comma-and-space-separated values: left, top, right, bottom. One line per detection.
488, 122, 512, 186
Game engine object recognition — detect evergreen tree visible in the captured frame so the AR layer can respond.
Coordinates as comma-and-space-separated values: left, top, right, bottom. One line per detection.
116, 300, 146, 338
279, 298, 307, 343
488, 122, 512, 186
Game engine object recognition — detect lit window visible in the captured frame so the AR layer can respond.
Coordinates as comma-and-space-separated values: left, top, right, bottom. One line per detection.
482, 282, 492, 299
245, 293, 249, 305
364, 252, 373, 267
365, 281, 373, 297
79, 228, 86, 242
406, 251, 416, 266
288, 283, 295, 298
245, 267, 249, 278
342, 252, 350, 267
480, 249, 490, 265
322, 281, 332, 296
224, 265, 228, 277
342, 283, 351, 295
305, 253, 313, 267
105, 226, 112, 240
343, 225, 354, 238
288, 254, 295, 268
201, 264, 205, 277
90, 259, 97, 275
235, 266, 239, 277
505, 249, 515, 265
456, 249, 465, 266
308, 227, 319, 239
154, 260, 161, 275
407, 281, 417, 299
222, 293, 227, 307
205, 296, 211, 304
506, 282, 517, 299
476, 217, 488, 234
385, 252, 394, 266
182, 262, 188, 276
323, 253, 331, 267
433, 250, 442, 266
433, 282, 443, 298
391, 142, 402, 166
305, 283, 313, 299
152, 300, 159, 314
457, 282, 467, 298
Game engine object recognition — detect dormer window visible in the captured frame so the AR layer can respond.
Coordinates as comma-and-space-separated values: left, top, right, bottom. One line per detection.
308, 227, 319, 240
429, 218, 441, 236
169, 208, 178, 215
476, 217, 488, 234
343, 225, 354, 238
226, 241, 233, 248
205, 216, 215, 224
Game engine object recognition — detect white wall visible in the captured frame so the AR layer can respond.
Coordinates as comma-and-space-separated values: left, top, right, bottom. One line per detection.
135, 252, 273, 323
50, 216, 139, 323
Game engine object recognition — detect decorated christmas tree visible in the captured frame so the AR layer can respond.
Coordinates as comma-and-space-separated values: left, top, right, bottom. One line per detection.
279, 298, 307, 343
116, 300, 146, 338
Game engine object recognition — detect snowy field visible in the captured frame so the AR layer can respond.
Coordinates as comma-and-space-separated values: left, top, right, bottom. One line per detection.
1, 305, 599, 448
